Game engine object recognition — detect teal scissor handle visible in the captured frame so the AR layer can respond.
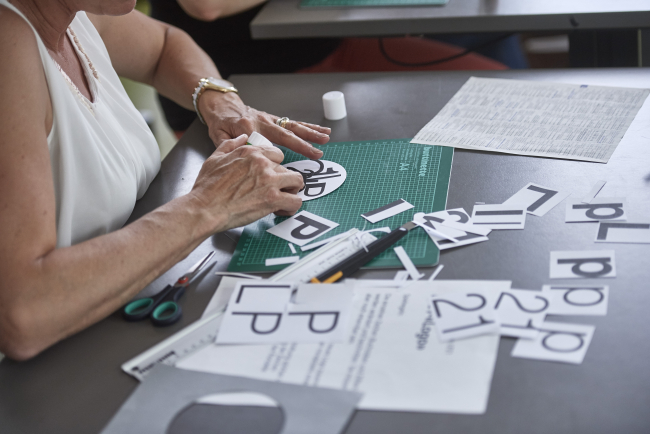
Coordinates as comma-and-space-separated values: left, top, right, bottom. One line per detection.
122, 284, 175, 322
150, 286, 185, 327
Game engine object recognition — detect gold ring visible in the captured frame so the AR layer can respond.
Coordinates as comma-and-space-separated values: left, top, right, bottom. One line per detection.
276, 117, 290, 128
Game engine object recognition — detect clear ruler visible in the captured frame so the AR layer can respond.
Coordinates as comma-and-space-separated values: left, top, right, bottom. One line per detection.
121, 311, 223, 381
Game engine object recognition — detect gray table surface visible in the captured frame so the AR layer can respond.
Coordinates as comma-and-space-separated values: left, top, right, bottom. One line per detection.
251, 0, 650, 39
1, 68, 650, 433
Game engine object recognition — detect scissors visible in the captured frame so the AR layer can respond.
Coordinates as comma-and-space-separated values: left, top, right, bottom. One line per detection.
122, 251, 215, 326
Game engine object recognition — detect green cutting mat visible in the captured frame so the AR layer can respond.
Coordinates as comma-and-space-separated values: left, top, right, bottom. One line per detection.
228, 139, 453, 273
300, 0, 448, 8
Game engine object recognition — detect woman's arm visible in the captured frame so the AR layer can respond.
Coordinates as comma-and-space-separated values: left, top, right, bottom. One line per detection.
177, 0, 266, 21
89, 10, 329, 159
0, 10, 304, 360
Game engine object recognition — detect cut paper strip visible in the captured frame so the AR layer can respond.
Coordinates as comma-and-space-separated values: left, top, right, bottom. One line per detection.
439, 219, 491, 236
550, 250, 616, 279
511, 321, 595, 364
394, 246, 424, 281
494, 289, 550, 339
415, 210, 490, 236
543, 284, 608, 316
267, 211, 339, 246
595, 222, 650, 243
266, 256, 300, 266
246, 131, 273, 147
565, 197, 627, 223
283, 160, 347, 201
288, 243, 297, 254
428, 264, 444, 281
214, 272, 262, 280
503, 183, 570, 217
362, 199, 414, 224
471, 204, 526, 230
582, 180, 606, 204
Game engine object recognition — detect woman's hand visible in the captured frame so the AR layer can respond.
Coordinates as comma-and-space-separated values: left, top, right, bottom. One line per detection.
199, 91, 331, 160
189, 134, 306, 233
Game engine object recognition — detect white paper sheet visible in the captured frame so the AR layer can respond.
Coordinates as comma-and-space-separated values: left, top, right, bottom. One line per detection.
178, 280, 509, 414
267, 211, 339, 246
503, 183, 570, 216
472, 204, 526, 230
216, 282, 352, 345
544, 284, 608, 316
596, 222, 650, 243
494, 289, 550, 339
511, 321, 595, 364
411, 77, 650, 163
361, 199, 414, 224
565, 197, 627, 223
283, 160, 347, 201
550, 250, 616, 279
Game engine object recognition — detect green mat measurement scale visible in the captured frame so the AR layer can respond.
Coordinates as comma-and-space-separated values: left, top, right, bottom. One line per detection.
300, 0, 448, 8
228, 139, 453, 273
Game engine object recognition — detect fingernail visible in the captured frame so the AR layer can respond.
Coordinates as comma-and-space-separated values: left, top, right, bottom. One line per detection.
313, 148, 323, 155
239, 133, 248, 139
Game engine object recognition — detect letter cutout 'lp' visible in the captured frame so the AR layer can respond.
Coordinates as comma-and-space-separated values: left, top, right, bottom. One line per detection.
283, 160, 347, 201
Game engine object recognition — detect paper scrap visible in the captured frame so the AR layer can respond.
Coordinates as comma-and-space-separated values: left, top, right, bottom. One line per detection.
361, 199, 414, 224
266, 256, 300, 266
100, 364, 361, 434
283, 160, 347, 201
511, 321, 595, 364
503, 183, 570, 216
414, 212, 488, 250
411, 77, 650, 163
550, 250, 616, 279
565, 197, 627, 223
582, 180, 606, 203
179, 281, 507, 414
217, 282, 351, 345
596, 222, 650, 243
267, 211, 339, 246
428, 264, 444, 281
288, 243, 297, 254
472, 204, 526, 230
432, 290, 500, 342
394, 246, 424, 281
544, 284, 608, 316
494, 289, 550, 339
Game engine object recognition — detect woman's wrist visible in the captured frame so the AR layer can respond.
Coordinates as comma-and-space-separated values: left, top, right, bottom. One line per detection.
177, 192, 228, 239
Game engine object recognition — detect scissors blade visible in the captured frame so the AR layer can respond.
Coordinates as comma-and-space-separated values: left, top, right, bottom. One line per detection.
177, 251, 215, 285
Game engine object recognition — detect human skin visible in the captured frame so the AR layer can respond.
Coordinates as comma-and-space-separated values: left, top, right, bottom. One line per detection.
0, 0, 329, 360
176, 0, 265, 21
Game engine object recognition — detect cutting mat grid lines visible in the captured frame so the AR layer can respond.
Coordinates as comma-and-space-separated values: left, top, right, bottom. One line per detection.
229, 139, 453, 272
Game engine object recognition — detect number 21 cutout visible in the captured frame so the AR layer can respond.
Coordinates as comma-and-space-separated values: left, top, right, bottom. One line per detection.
431, 292, 499, 343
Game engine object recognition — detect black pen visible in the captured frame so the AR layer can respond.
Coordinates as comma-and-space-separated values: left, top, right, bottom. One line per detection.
311, 221, 418, 283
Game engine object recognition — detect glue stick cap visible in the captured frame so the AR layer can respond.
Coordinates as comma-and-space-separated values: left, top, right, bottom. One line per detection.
322, 91, 347, 121
247, 131, 273, 147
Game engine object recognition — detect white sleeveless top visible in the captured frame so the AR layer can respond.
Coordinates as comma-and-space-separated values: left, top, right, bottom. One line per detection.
1, 1, 161, 248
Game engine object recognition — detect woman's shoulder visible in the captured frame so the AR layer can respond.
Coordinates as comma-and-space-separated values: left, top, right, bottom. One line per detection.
0, 5, 42, 62
0, 5, 50, 133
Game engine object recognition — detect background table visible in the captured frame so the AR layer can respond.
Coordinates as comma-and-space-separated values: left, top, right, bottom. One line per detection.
251, 0, 650, 67
1, 68, 650, 433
